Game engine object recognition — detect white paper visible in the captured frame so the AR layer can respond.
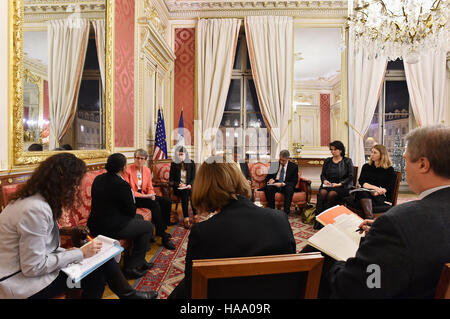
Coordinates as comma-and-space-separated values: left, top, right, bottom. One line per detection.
307, 224, 359, 261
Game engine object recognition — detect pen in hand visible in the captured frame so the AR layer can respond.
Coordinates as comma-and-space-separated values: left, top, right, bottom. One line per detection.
355, 228, 363, 233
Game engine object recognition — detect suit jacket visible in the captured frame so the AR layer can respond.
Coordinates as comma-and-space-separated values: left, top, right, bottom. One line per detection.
265, 160, 299, 188
320, 157, 354, 189
328, 187, 450, 298
0, 194, 83, 299
171, 195, 296, 298
169, 160, 196, 188
124, 164, 155, 197
87, 172, 137, 237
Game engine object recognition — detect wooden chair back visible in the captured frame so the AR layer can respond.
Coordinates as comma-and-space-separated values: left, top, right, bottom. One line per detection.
391, 171, 402, 206
435, 263, 450, 299
191, 252, 324, 299
353, 166, 358, 187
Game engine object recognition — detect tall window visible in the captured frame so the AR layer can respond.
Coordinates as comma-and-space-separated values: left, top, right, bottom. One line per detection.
364, 59, 416, 180
218, 35, 270, 162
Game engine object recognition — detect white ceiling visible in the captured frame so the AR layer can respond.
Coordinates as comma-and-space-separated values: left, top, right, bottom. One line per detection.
294, 27, 342, 81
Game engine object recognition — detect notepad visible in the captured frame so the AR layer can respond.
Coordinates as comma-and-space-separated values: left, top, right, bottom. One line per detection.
61, 235, 124, 283
349, 187, 376, 194
307, 205, 364, 261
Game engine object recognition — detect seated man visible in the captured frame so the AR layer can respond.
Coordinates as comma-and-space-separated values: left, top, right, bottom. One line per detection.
264, 150, 299, 214
310, 125, 450, 298
124, 149, 175, 250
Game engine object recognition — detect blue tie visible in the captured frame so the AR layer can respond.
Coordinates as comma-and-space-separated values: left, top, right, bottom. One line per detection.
279, 165, 285, 183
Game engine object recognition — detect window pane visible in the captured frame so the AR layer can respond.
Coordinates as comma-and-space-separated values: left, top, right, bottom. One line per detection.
246, 79, 260, 112
224, 79, 241, 111
233, 37, 242, 70
364, 113, 380, 160
220, 112, 240, 128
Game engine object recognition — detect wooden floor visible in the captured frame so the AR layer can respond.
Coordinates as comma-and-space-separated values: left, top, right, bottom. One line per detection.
102, 223, 177, 299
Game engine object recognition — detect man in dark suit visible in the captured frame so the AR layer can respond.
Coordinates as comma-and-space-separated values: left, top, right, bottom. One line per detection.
323, 125, 450, 298
264, 150, 299, 214
87, 153, 154, 279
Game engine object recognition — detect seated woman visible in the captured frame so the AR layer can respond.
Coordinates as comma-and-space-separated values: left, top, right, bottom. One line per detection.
124, 149, 175, 250
0, 153, 156, 299
354, 144, 397, 219
317, 140, 354, 214
168, 157, 296, 299
169, 146, 197, 229
87, 153, 154, 280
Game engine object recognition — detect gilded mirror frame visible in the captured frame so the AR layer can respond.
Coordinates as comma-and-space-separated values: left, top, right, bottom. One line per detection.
291, 22, 348, 158
9, 0, 114, 167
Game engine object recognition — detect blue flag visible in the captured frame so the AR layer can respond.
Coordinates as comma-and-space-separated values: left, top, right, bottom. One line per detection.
153, 109, 168, 160
177, 110, 185, 146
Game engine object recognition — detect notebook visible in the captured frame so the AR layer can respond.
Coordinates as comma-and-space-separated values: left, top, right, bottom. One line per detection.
61, 235, 124, 283
307, 205, 364, 261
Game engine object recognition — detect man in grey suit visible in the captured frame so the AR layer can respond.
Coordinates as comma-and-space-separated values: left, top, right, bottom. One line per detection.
324, 125, 450, 298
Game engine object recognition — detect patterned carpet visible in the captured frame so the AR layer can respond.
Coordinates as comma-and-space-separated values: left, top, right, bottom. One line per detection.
132, 211, 317, 299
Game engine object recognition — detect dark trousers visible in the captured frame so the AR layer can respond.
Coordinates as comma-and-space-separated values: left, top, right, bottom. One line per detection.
135, 196, 170, 237
264, 184, 295, 214
173, 188, 197, 218
115, 214, 153, 269
29, 258, 133, 299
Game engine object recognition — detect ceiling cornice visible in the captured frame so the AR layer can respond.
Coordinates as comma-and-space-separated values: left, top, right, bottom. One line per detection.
163, 0, 347, 19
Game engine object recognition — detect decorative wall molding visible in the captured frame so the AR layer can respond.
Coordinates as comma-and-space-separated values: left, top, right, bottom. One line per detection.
163, 0, 347, 19
24, 0, 105, 22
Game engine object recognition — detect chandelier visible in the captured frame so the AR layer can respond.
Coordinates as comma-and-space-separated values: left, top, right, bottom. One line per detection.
348, 0, 450, 64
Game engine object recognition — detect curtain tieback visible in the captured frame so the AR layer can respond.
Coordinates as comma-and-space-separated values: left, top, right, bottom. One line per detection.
345, 121, 364, 139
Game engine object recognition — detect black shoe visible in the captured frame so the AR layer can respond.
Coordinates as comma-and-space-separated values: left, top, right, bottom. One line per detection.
119, 290, 158, 299
140, 261, 154, 270
123, 267, 147, 279
162, 239, 176, 250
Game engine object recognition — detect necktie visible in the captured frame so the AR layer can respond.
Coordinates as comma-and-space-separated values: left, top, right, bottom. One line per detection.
279, 165, 285, 183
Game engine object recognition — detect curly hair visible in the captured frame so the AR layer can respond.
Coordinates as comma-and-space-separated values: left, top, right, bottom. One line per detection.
10, 153, 86, 220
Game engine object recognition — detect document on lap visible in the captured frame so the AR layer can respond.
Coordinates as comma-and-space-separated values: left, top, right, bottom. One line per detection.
61, 235, 123, 283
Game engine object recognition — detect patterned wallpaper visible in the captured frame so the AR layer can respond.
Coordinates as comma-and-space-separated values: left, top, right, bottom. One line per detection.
320, 93, 330, 146
114, 0, 135, 147
174, 28, 195, 145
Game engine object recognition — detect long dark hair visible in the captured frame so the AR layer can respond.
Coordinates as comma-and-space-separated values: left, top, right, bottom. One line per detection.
11, 153, 86, 220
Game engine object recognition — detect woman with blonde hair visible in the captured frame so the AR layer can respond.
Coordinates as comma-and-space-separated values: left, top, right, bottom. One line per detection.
355, 144, 397, 219
168, 156, 296, 299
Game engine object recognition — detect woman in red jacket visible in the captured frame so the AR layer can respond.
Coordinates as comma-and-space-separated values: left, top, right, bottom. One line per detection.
124, 149, 175, 250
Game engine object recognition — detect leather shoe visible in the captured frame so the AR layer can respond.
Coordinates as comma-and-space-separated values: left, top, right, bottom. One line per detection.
123, 267, 147, 279
119, 290, 158, 299
162, 239, 176, 250
140, 261, 154, 270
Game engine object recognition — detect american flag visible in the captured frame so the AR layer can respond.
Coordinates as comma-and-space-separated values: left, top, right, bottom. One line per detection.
153, 109, 168, 160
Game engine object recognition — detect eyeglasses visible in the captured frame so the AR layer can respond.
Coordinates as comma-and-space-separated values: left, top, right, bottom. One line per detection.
135, 157, 147, 160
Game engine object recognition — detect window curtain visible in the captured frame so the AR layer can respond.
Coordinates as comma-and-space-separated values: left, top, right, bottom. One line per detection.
244, 16, 293, 155
92, 19, 105, 91
348, 29, 387, 173
404, 50, 448, 127
47, 18, 89, 150
196, 18, 241, 161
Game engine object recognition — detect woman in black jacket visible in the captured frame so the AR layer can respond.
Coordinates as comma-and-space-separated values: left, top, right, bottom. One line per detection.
317, 141, 354, 214
169, 146, 197, 228
355, 144, 396, 219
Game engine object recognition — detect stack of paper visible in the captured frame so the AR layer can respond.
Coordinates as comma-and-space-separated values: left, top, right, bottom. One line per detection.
307, 205, 364, 261
62, 235, 124, 283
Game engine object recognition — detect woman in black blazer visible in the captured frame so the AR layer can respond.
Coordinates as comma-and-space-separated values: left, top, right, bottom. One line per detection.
169, 146, 197, 228
168, 157, 296, 299
355, 144, 396, 219
317, 141, 354, 214
87, 153, 154, 280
